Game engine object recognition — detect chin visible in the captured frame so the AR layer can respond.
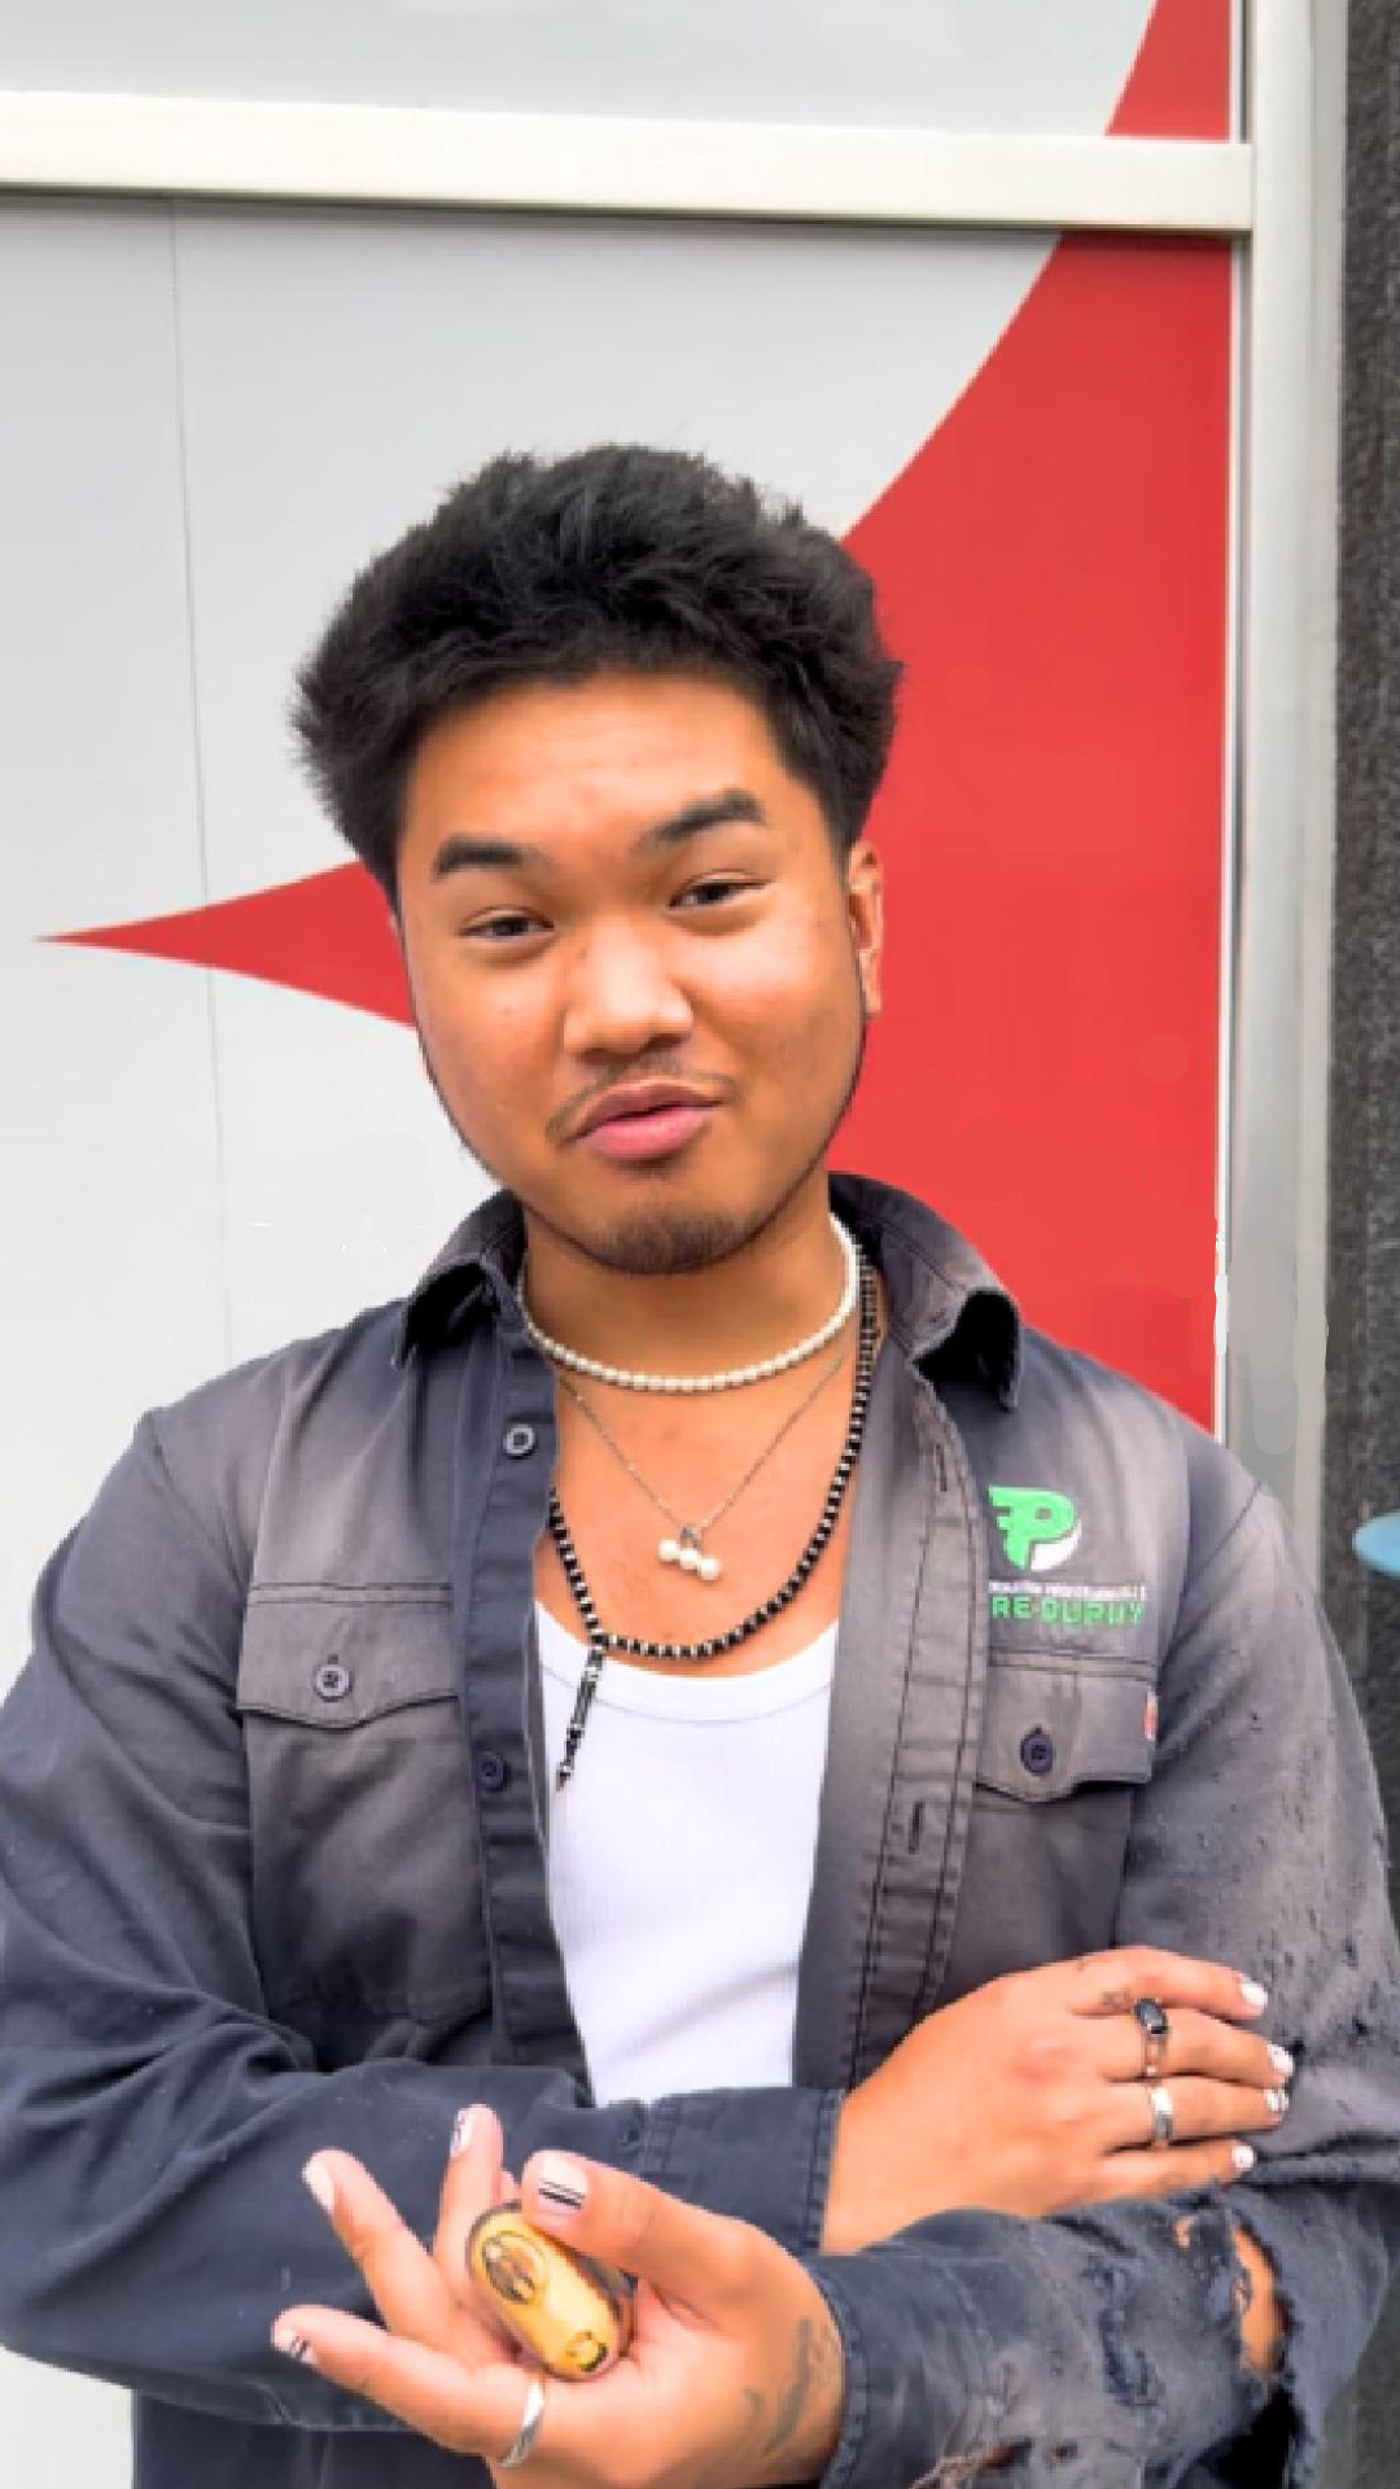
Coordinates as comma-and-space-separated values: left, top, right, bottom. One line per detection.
520, 1182, 765, 1279
588, 1207, 753, 1278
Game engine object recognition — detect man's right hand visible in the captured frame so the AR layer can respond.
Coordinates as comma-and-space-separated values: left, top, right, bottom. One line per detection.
822, 1947, 1292, 2252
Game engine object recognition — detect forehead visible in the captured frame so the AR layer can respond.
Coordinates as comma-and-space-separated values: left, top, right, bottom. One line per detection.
399, 670, 810, 858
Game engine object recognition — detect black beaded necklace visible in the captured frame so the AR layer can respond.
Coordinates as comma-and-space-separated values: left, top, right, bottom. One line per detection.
548, 1251, 879, 1788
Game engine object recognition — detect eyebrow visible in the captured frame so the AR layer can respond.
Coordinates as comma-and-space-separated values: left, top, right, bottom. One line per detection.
427, 788, 768, 883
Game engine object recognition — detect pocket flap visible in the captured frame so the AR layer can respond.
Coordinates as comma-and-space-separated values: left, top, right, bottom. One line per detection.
975, 1660, 1156, 1801
238, 1592, 456, 1729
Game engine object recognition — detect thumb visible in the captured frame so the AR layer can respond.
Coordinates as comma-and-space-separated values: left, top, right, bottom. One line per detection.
521, 2152, 760, 2318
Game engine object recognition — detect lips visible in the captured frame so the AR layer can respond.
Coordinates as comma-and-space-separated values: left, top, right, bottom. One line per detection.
573, 1086, 718, 1164
573, 1084, 717, 1141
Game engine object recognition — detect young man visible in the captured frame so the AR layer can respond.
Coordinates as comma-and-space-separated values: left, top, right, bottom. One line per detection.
0, 447, 1396, 2487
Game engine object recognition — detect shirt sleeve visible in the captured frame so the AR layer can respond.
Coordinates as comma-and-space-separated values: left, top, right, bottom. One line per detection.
805, 1471, 1400, 2488
0, 1415, 839, 2430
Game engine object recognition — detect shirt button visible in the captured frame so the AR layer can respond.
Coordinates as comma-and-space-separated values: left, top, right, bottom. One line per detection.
503, 1423, 537, 1459
314, 1659, 352, 1702
1020, 1727, 1055, 1778
476, 1750, 510, 1794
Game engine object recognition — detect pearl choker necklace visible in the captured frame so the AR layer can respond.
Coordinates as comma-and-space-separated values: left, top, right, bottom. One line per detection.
515, 1214, 859, 1393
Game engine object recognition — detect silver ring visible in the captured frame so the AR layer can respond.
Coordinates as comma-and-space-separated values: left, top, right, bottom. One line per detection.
1147, 2082, 1175, 2149
498, 2374, 547, 2470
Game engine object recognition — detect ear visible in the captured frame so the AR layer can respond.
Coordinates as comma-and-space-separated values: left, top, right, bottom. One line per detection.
845, 841, 884, 1018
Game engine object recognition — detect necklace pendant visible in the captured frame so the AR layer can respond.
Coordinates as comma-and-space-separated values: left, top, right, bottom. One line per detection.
658, 1527, 722, 1584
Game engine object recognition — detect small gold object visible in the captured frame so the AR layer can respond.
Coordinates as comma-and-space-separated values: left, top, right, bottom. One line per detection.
466, 2204, 633, 2380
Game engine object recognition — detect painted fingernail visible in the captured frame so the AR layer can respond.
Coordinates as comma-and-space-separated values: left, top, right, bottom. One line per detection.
1265, 2088, 1289, 2117
1239, 1978, 1270, 2012
272, 2323, 318, 2367
450, 2107, 478, 2160
302, 2156, 336, 2215
532, 2154, 589, 2215
1269, 2045, 1295, 2079
1232, 2142, 1257, 2175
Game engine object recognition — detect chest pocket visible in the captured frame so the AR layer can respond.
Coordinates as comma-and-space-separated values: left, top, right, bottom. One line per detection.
938, 1658, 1157, 2006
237, 1591, 492, 2053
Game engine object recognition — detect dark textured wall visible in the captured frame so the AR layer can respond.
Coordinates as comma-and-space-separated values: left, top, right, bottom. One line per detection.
1323, 0, 1400, 2480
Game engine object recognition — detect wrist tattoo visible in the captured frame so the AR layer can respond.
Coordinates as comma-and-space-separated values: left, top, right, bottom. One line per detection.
759, 2315, 844, 2475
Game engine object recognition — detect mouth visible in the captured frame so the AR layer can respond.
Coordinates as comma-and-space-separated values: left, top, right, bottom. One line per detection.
574, 1085, 719, 1164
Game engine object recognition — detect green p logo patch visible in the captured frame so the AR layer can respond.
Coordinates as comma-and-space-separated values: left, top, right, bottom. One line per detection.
989, 1486, 1082, 1574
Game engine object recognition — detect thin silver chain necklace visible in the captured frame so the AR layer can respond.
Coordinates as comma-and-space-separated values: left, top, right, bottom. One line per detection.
556, 1329, 851, 1584
516, 1214, 858, 1394
548, 1251, 878, 1788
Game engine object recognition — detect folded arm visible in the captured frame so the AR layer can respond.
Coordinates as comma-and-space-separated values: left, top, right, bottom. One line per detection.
807, 1475, 1400, 2486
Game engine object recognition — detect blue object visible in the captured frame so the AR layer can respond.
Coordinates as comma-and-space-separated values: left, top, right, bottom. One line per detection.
1354, 1512, 1400, 1580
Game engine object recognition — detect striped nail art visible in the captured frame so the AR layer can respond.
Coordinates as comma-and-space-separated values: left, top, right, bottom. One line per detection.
533, 2156, 588, 2213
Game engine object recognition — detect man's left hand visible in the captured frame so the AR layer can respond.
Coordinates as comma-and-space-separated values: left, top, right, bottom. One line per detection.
275, 2107, 845, 2489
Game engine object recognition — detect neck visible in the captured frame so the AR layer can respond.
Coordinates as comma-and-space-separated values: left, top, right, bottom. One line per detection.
518, 1174, 849, 1378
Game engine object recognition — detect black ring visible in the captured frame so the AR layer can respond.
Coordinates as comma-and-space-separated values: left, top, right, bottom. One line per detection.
1132, 1996, 1170, 2079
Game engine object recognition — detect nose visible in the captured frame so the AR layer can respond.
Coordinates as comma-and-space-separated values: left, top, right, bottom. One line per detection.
560, 917, 695, 1059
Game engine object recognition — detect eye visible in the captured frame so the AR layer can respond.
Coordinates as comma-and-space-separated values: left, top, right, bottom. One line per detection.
463, 911, 548, 944
672, 877, 758, 912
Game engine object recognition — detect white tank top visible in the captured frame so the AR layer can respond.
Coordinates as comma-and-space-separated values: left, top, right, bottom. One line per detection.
536, 1603, 837, 2105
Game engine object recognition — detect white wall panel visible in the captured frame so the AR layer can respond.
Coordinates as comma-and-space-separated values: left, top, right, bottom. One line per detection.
208, 975, 490, 1364
0, 197, 219, 2489
0, 204, 226, 1657
0, 0, 1154, 133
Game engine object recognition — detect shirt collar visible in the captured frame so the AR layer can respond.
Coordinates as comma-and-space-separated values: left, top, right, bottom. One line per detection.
394, 1172, 1022, 1410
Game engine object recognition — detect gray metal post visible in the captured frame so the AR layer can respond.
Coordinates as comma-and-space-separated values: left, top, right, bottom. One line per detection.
1321, 1, 1400, 2480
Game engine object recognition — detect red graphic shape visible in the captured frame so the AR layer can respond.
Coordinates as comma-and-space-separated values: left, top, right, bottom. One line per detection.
49, 0, 1232, 1421
54, 864, 408, 1023
1111, 0, 1233, 140
835, 232, 1231, 1420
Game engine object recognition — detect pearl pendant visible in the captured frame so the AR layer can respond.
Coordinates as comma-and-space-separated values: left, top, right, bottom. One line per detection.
657, 1532, 722, 1583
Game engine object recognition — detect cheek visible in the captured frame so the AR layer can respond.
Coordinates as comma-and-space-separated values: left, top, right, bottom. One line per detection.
412, 961, 546, 1123
711, 911, 859, 1065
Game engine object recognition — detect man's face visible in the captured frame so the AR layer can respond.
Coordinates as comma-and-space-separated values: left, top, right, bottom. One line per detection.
395, 670, 883, 1275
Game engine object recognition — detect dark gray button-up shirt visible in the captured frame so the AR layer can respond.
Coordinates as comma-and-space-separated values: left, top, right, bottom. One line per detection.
0, 1175, 1396, 2488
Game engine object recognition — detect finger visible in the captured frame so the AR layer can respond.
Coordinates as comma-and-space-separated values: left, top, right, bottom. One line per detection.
1065, 1948, 1271, 2025
272, 2303, 541, 2461
1092, 2005, 1295, 2090
433, 2109, 505, 2288
1103, 2077, 1290, 2156
427, 2109, 521, 2354
303, 2152, 462, 2356
520, 2151, 767, 2321
1094, 2137, 1262, 2203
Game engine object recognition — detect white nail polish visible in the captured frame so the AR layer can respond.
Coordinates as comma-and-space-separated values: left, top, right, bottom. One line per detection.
450, 2107, 478, 2160
1239, 1978, 1270, 2012
532, 2154, 589, 2214
272, 2323, 318, 2367
302, 2157, 336, 2215
1265, 2088, 1289, 2117
1269, 2045, 1295, 2079
1232, 2143, 1256, 2174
